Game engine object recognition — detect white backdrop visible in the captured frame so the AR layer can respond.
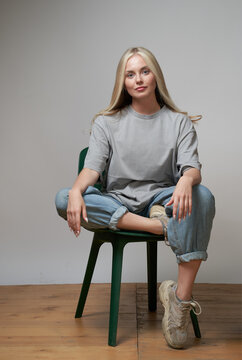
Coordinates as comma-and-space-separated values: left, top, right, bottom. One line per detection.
0, 0, 241, 284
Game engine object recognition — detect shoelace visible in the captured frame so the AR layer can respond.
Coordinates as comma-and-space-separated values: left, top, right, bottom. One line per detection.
159, 218, 170, 246
173, 300, 202, 328
176, 303, 191, 327
190, 299, 202, 316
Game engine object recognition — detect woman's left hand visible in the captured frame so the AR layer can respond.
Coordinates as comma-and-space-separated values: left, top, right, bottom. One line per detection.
165, 176, 193, 222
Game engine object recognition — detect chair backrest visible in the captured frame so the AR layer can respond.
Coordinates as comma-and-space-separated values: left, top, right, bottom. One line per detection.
78, 147, 102, 191
78, 147, 88, 174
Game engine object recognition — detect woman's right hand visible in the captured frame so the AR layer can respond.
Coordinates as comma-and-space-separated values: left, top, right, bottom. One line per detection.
67, 188, 88, 237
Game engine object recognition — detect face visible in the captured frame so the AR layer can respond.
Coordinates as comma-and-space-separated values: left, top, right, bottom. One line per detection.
124, 54, 157, 100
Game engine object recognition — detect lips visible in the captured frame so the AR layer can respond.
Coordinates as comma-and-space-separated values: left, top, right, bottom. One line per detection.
135, 86, 147, 91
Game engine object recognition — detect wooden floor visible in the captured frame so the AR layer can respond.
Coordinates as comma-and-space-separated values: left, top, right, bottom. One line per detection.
0, 283, 241, 360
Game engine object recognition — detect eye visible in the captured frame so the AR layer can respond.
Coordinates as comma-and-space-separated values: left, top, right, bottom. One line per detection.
127, 73, 134, 78
143, 69, 150, 75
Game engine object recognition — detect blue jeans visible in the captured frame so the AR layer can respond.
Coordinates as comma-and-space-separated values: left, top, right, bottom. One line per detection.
55, 184, 215, 264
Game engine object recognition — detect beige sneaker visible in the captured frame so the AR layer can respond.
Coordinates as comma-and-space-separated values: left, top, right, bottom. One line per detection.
149, 205, 169, 245
149, 204, 167, 218
159, 280, 202, 349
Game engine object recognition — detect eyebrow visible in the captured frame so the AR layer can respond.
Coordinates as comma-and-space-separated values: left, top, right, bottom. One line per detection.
126, 66, 149, 73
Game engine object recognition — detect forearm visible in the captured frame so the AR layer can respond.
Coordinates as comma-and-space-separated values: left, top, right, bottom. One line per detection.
71, 167, 100, 195
182, 167, 202, 186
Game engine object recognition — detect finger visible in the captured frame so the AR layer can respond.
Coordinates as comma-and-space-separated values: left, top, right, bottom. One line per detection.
172, 197, 179, 219
184, 197, 189, 220
165, 196, 174, 207
68, 222, 73, 232
75, 212, 81, 237
71, 210, 81, 236
67, 210, 73, 232
68, 211, 78, 235
82, 205, 88, 223
189, 196, 192, 216
178, 197, 184, 223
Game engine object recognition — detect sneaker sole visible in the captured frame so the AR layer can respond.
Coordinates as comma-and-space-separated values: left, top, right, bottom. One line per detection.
159, 280, 185, 349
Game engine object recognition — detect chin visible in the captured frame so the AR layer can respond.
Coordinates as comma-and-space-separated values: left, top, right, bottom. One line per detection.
133, 93, 151, 100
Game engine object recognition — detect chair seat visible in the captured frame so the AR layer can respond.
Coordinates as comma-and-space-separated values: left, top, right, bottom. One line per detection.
95, 228, 162, 238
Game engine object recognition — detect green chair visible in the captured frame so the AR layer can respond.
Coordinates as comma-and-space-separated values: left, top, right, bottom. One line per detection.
74, 147, 201, 346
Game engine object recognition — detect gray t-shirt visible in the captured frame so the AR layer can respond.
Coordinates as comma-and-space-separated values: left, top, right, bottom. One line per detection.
84, 105, 202, 212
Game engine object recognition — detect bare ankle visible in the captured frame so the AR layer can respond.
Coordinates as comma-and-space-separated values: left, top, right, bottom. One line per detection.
150, 218, 163, 235
176, 288, 192, 302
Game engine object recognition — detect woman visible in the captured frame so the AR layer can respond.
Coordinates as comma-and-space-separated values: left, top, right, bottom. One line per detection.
55, 47, 215, 349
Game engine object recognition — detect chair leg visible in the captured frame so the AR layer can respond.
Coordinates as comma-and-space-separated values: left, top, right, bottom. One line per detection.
108, 239, 126, 347
190, 310, 201, 338
147, 241, 157, 311
75, 235, 103, 318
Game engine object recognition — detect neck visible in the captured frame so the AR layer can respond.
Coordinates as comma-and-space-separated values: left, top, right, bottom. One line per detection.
131, 96, 161, 115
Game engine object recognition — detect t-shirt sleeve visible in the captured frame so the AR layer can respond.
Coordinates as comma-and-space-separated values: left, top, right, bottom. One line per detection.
176, 116, 202, 177
84, 116, 110, 175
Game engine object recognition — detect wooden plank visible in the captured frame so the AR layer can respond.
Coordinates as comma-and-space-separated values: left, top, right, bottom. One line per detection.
0, 345, 138, 360
0, 283, 138, 359
0, 283, 241, 360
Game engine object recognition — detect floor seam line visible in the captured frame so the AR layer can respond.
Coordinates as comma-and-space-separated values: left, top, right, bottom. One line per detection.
136, 283, 140, 359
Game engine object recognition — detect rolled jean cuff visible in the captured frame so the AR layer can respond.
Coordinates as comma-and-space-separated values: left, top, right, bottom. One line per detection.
109, 206, 129, 231
176, 250, 208, 264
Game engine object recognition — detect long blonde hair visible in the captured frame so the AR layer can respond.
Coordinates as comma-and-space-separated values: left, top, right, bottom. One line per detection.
92, 47, 202, 124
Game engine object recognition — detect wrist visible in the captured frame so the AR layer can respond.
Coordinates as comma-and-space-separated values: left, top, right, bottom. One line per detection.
182, 167, 201, 185
181, 174, 194, 186
69, 187, 83, 196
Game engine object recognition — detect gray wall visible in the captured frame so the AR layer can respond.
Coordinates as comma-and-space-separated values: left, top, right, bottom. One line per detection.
1, 0, 241, 284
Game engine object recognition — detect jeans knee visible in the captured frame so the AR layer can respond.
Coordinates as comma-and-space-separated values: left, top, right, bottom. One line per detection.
193, 184, 215, 215
55, 188, 70, 219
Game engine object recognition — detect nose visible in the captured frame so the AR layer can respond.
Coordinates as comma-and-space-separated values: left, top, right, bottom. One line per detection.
136, 73, 143, 84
